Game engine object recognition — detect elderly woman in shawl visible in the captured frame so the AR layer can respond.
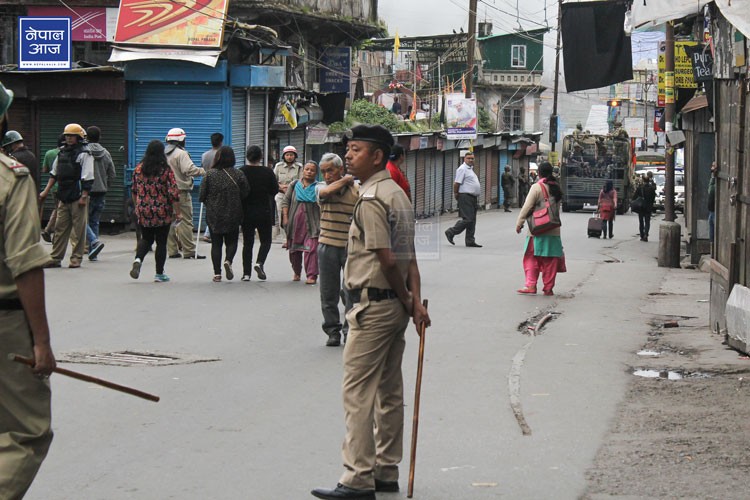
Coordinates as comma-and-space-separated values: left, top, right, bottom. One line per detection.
281, 160, 321, 284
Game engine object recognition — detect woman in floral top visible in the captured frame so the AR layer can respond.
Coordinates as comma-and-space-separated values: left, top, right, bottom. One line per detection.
130, 140, 180, 282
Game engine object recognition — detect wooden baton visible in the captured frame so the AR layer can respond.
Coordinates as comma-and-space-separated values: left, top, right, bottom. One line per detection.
407, 299, 429, 498
10, 354, 160, 403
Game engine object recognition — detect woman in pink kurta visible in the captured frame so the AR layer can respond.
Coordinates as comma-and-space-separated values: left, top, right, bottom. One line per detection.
597, 180, 617, 239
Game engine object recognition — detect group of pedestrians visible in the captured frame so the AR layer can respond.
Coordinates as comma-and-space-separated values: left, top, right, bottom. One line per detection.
37, 124, 116, 268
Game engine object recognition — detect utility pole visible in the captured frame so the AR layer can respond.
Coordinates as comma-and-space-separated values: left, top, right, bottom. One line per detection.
550, 0, 563, 157
466, 0, 477, 99
658, 21, 681, 268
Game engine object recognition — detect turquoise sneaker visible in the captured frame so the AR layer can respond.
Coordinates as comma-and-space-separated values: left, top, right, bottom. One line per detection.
154, 273, 170, 283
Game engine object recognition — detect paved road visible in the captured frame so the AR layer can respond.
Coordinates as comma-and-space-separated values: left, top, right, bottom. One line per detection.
27, 209, 668, 499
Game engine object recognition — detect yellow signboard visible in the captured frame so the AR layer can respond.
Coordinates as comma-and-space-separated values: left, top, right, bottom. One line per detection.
658, 41, 698, 101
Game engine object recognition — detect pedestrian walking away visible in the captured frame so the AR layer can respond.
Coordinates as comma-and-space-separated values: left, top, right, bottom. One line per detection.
316, 152, 358, 346
200, 132, 223, 243
273, 145, 302, 241
199, 146, 249, 282
282, 161, 321, 284
501, 165, 514, 212
164, 127, 206, 259
311, 124, 430, 500
130, 140, 181, 282
515, 161, 565, 296
38, 123, 94, 268
633, 171, 656, 242
444, 151, 482, 247
84, 126, 116, 261
239, 145, 278, 281
598, 180, 617, 239
0, 81, 57, 498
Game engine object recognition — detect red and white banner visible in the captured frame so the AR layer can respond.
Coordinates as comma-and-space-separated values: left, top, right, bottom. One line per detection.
114, 0, 228, 48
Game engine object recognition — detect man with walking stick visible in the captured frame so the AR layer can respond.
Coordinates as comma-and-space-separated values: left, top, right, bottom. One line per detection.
0, 81, 57, 498
312, 125, 430, 500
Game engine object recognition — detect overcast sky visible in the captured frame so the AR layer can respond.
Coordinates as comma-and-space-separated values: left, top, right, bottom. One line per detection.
378, 0, 556, 38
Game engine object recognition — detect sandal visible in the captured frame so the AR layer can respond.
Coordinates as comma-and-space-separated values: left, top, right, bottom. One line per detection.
212, 275, 222, 282
292, 274, 301, 282
305, 277, 317, 285
517, 286, 537, 294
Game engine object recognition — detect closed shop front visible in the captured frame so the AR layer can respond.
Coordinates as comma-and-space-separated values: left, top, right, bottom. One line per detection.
130, 81, 230, 227
247, 93, 267, 156
415, 151, 426, 216
231, 89, 247, 167
39, 100, 128, 223
423, 149, 439, 218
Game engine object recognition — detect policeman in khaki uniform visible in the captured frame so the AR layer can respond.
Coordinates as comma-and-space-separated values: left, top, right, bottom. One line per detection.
0, 82, 56, 498
164, 127, 206, 259
312, 125, 430, 500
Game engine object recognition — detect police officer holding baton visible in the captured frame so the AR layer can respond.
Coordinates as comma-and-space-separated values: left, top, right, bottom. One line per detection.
0, 81, 56, 498
312, 125, 430, 500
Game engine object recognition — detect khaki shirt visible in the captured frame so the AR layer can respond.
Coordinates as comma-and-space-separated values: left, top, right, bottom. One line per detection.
166, 145, 205, 191
273, 161, 302, 186
0, 152, 52, 299
344, 169, 414, 291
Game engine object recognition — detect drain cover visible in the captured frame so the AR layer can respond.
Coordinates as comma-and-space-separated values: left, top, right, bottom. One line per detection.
58, 350, 220, 366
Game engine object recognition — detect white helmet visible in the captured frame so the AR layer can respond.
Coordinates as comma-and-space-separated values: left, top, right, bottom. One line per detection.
282, 145, 298, 156
166, 128, 186, 142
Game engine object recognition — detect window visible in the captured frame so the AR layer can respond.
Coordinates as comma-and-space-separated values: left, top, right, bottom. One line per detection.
503, 108, 523, 131
493, 74, 499, 83
511, 45, 526, 68
500, 75, 505, 82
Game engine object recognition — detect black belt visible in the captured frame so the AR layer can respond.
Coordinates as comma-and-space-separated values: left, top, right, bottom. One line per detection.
0, 298, 23, 310
348, 288, 398, 303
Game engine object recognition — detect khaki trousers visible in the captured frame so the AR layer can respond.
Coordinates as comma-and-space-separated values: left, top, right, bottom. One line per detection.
340, 296, 409, 490
0, 311, 53, 499
167, 191, 195, 257
51, 199, 88, 265
273, 192, 286, 240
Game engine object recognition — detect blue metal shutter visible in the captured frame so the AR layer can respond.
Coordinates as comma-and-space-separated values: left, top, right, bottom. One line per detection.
232, 89, 247, 167
130, 82, 228, 227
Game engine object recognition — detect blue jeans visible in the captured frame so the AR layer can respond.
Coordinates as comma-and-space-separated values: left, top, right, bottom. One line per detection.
86, 193, 106, 244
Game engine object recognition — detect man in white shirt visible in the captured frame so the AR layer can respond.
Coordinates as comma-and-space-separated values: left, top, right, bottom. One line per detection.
445, 151, 482, 247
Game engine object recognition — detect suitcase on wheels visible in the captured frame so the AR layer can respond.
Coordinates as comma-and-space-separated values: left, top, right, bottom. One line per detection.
588, 214, 604, 238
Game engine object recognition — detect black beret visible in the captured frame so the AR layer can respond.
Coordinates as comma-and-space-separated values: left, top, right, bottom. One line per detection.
342, 124, 394, 150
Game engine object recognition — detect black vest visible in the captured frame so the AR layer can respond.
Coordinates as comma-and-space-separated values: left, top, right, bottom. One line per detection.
56, 144, 84, 203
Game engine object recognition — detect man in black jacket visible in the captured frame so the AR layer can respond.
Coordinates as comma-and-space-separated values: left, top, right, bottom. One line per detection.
635, 171, 657, 242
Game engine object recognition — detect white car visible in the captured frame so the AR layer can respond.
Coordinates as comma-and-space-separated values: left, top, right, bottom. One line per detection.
653, 171, 684, 213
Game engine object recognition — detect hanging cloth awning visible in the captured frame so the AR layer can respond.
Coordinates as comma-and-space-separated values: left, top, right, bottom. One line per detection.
109, 46, 221, 67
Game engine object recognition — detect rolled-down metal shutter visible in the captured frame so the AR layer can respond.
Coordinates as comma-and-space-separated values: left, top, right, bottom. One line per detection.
424, 150, 438, 218
247, 93, 266, 152
442, 151, 458, 212
39, 100, 128, 223
405, 151, 417, 211
231, 89, 247, 167
131, 82, 228, 228
415, 151, 426, 217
